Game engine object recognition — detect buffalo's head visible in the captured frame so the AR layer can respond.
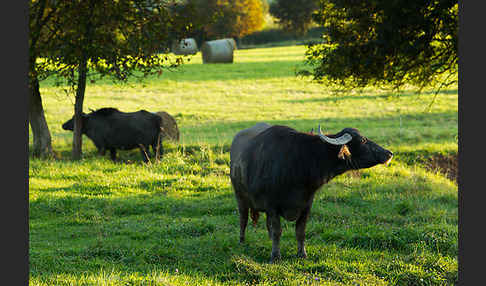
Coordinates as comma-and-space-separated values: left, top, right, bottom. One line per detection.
61, 113, 88, 131
317, 126, 393, 170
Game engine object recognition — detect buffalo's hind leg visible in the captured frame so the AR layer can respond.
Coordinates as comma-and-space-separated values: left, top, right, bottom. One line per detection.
265, 213, 272, 239
236, 194, 249, 244
95, 145, 106, 157
152, 140, 163, 160
267, 209, 282, 263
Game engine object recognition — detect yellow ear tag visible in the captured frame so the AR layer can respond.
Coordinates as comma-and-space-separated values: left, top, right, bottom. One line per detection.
338, 145, 351, 160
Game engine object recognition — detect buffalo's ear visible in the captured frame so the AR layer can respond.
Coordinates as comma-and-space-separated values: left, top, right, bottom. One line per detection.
337, 145, 351, 160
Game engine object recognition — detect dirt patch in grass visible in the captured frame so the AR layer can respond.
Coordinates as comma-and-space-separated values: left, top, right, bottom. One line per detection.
423, 153, 458, 183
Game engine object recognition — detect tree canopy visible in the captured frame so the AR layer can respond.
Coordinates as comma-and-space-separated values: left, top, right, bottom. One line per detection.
303, 0, 458, 91
42, 0, 193, 85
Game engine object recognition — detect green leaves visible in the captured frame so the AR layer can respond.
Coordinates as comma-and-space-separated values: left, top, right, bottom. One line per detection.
30, 0, 199, 89
304, 0, 458, 91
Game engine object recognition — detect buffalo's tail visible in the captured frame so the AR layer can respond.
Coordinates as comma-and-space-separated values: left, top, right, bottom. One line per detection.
250, 208, 259, 227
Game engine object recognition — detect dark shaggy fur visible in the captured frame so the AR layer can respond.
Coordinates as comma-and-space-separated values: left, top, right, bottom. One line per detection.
230, 124, 393, 263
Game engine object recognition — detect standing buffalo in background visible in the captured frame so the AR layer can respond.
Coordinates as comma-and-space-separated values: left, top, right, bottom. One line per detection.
62, 108, 162, 162
230, 123, 393, 263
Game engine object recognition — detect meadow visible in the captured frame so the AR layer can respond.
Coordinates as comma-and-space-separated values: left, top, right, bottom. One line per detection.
29, 45, 458, 285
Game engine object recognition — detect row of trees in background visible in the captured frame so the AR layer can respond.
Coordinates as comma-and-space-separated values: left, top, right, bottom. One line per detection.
181, 0, 319, 42
186, 0, 319, 41
174, 0, 267, 45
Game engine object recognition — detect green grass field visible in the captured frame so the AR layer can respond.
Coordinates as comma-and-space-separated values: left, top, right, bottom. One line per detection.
29, 45, 458, 285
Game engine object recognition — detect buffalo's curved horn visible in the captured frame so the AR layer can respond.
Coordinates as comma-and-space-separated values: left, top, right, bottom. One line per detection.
318, 124, 352, 145
318, 123, 353, 145
319, 133, 352, 145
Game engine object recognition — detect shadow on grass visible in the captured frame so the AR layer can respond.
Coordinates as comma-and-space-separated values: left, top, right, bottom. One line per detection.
35, 184, 114, 196
149, 60, 309, 82
40, 60, 308, 88
41, 147, 159, 164
282, 88, 458, 104
179, 111, 458, 145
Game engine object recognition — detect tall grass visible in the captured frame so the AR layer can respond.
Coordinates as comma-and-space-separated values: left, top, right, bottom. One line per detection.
29, 45, 457, 285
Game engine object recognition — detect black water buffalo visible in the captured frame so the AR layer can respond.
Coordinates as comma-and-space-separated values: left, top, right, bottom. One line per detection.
62, 107, 162, 162
230, 124, 393, 263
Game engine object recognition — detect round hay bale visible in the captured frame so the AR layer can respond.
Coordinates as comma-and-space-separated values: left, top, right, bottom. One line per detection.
222, 38, 237, 50
171, 38, 198, 55
201, 39, 234, 64
156, 111, 180, 142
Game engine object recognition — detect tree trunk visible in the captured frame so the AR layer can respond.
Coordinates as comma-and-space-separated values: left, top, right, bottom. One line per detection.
72, 56, 88, 160
28, 76, 53, 158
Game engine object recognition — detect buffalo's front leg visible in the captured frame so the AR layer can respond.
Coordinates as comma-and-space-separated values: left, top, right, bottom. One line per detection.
97, 147, 106, 156
295, 206, 311, 258
153, 141, 163, 160
139, 144, 150, 162
110, 148, 117, 161
267, 210, 282, 263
